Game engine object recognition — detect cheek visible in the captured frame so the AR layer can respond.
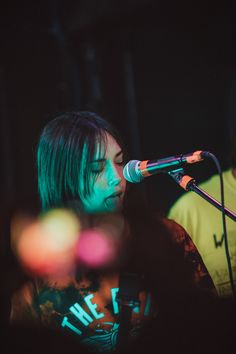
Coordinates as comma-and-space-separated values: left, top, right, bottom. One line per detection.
92, 175, 107, 193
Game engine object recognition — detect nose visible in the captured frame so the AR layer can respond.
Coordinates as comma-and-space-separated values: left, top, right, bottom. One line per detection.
108, 176, 121, 186
108, 164, 122, 186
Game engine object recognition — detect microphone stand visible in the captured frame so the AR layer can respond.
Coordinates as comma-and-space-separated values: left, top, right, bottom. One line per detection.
168, 169, 236, 222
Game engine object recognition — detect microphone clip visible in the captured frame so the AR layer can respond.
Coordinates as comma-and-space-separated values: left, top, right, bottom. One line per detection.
168, 168, 196, 191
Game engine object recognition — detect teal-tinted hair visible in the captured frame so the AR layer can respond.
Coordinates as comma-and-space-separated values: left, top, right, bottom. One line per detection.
37, 111, 126, 212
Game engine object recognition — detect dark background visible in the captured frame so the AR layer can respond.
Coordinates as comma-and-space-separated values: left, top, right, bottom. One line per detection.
1, 0, 236, 332
1, 0, 236, 217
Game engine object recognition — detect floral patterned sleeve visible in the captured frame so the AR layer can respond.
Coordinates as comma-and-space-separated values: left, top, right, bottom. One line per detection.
164, 218, 217, 294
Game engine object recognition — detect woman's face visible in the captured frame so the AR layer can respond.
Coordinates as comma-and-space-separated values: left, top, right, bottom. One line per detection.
81, 133, 127, 213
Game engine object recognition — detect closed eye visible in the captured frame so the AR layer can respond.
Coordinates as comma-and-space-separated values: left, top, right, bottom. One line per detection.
90, 150, 124, 173
116, 160, 125, 166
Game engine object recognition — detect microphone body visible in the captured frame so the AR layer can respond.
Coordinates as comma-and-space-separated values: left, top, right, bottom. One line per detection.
123, 151, 205, 183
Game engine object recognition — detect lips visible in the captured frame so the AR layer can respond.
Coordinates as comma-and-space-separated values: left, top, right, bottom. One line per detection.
104, 191, 123, 210
110, 191, 123, 198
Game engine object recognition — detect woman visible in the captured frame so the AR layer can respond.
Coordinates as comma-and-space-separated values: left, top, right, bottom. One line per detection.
10, 111, 216, 353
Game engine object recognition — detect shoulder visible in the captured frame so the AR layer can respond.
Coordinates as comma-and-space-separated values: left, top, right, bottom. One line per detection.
169, 191, 199, 216
11, 280, 36, 305
10, 280, 38, 324
162, 217, 192, 244
162, 217, 204, 261
168, 173, 221, 216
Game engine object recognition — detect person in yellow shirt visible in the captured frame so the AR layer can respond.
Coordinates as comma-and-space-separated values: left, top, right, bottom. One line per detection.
169, 135, 236, 297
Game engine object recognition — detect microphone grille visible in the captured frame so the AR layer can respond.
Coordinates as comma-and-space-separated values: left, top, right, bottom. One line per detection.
123, 160, 143, 183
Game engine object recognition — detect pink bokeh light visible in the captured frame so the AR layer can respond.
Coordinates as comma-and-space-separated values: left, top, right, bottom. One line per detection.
76, 228, 117, 269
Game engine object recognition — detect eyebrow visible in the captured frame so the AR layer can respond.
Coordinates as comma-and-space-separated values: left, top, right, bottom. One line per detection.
90, 150, 123, 163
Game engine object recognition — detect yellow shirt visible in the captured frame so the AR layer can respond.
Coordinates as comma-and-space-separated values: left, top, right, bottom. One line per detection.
169, 169, 236, 297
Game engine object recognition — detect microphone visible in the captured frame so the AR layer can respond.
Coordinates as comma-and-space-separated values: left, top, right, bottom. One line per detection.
123, 150, 207, 183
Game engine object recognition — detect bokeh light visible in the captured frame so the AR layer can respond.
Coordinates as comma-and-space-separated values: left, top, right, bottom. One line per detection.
76, 228, 116, 268
10, 211, 35, 254
39, 208, 80, 252
15, 208, 80, 277
75, 213, 127, 269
